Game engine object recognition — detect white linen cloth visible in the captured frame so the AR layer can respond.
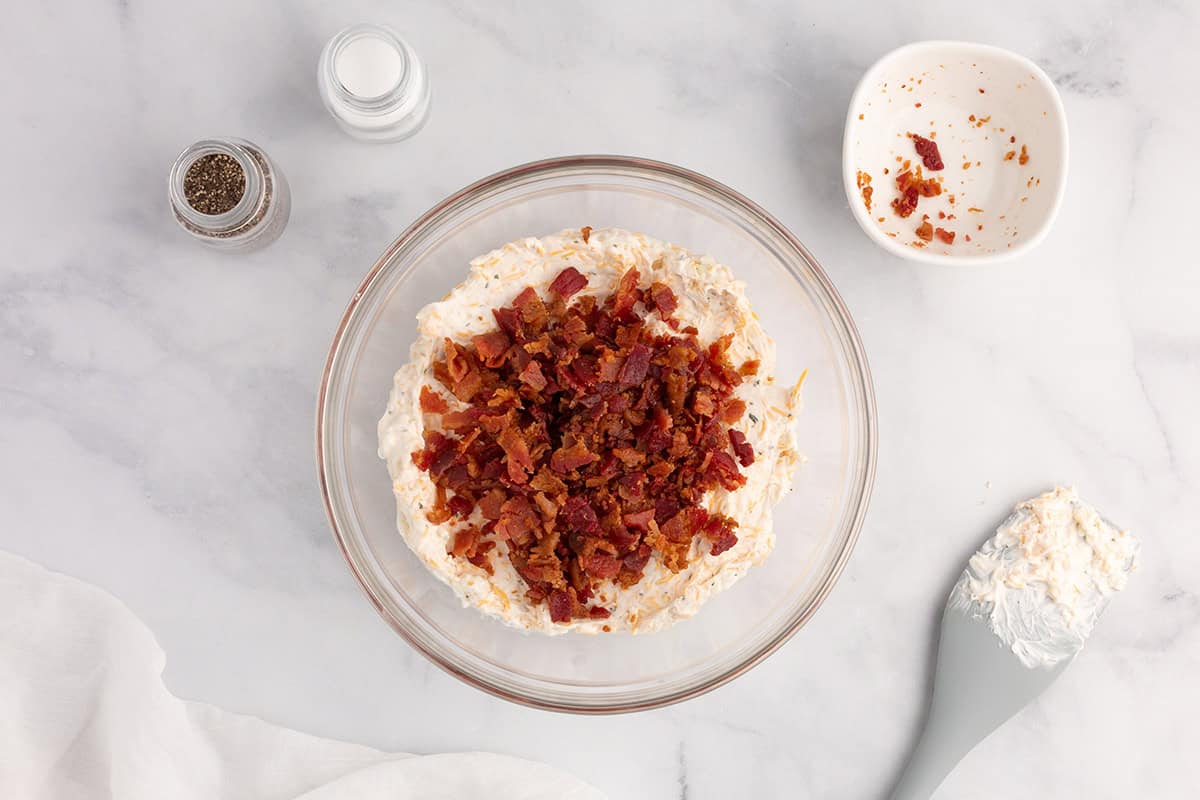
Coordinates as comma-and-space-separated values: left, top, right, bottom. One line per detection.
0, 551, 605, 799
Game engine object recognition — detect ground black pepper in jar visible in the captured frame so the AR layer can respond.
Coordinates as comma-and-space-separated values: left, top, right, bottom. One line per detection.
183, 154, 246, 215
168, 138, 290, 252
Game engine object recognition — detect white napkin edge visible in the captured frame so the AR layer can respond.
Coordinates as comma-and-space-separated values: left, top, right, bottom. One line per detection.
0, 549, 606, 800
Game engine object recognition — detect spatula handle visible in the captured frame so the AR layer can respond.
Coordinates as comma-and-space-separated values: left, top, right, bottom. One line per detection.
888, 703, 978, 800
889, 610, 1069, 799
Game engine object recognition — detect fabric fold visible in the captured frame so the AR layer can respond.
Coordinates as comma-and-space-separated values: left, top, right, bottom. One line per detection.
0, 551, 604, 800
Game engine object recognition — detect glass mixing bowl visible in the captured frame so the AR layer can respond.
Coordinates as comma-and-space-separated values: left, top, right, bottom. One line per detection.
317, 156, 876, 713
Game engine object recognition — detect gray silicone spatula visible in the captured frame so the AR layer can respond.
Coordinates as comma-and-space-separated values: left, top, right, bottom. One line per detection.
888, 488, 1139, 800
887, 598, 1072, 799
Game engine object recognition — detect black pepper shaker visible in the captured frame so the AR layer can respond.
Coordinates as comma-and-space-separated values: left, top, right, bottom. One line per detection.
168, 138, 290, 252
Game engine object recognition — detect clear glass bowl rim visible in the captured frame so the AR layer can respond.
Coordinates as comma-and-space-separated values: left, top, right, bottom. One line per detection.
316, 154, 877, 713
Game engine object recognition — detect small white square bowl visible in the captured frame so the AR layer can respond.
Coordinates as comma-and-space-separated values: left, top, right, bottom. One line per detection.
843, 41, 1068, 265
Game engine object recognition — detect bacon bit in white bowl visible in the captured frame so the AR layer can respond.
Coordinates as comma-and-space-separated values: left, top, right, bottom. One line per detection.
843, 41, 1068, 265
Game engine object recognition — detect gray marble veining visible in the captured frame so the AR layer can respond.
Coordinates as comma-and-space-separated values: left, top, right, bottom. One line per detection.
1, 1, 1196, 797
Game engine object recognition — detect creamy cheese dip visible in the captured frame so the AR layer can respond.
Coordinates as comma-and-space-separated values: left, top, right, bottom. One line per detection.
378, 228, 803, 634
949, 487, 1140, 668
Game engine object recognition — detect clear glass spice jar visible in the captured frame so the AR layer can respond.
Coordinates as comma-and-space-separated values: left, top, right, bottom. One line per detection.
168, 137, 291, 252
318, 24, 432, 142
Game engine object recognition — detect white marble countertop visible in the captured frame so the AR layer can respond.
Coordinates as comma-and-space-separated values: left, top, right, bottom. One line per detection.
3, 1, 1196, 797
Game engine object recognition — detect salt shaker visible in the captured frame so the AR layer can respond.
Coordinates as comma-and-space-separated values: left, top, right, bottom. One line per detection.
318, 24, 432, 142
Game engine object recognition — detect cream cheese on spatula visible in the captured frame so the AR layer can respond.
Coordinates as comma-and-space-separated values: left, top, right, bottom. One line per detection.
950, 487, 1140, 668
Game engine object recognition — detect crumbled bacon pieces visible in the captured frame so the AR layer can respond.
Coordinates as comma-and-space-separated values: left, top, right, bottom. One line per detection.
891, 167, 942, 218
909, 133, 944, 171
580, 226, 592, 244
420, 386, 449, 414
706, 515, 739, 556
413, 267, 752, 622
728, 429, 755, 467
856, 170, 874, 213
472, 331, 510, 367
648, 282, 679, 318
551, 442, 598, 473
934, 227, 955, 244
547, 589, 573, 623
617, 344, 651, 387
891, 180, 918, 218
915, 221, 934, 241
549, 266, 588, 300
